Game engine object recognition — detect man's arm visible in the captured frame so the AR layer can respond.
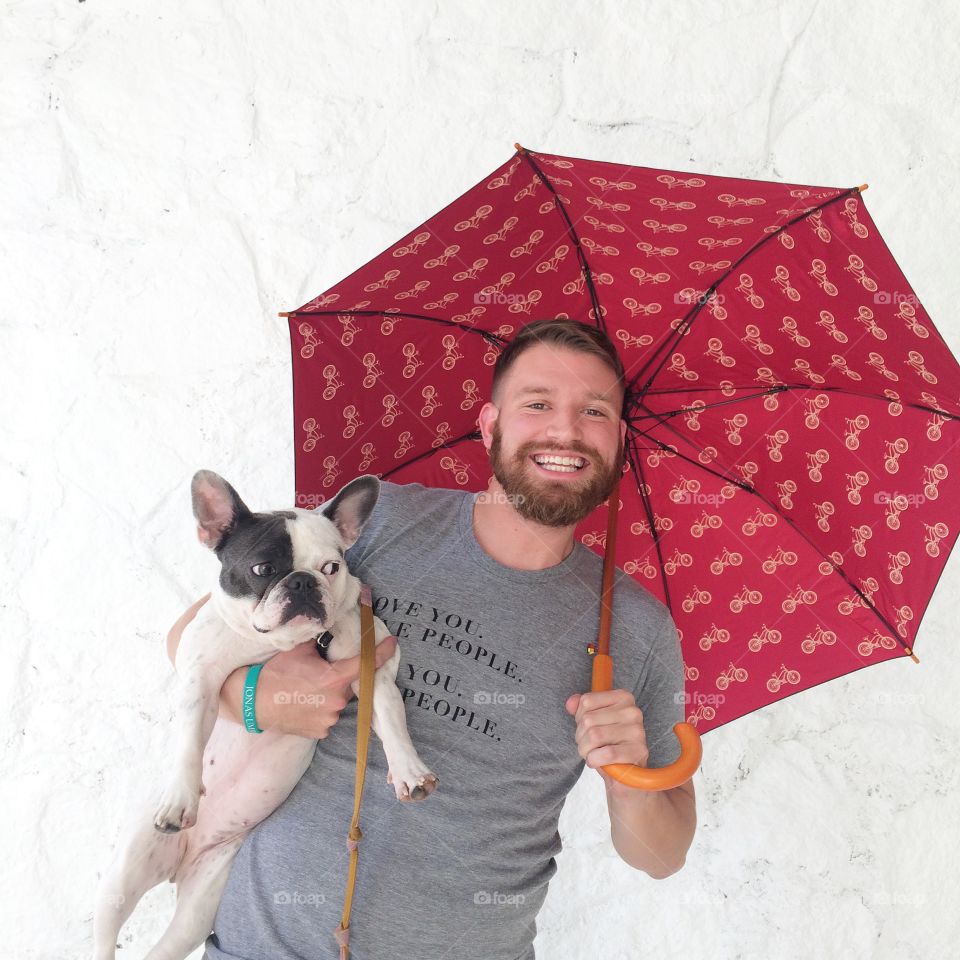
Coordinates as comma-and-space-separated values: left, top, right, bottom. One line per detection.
166, 596, 397, 736
604, 777, 696, 878
565, 686, 697, 879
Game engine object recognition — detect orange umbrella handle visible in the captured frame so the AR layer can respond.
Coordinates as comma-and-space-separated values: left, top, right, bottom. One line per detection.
591, 475, 702, 791
591, 652, 702, 790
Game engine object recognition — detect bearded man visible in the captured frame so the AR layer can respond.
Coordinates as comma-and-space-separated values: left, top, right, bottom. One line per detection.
168, 318, 697, 960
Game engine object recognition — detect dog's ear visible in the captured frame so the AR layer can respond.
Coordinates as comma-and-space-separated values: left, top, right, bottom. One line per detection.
191, 470, 253, 551
322, 475, 380, 549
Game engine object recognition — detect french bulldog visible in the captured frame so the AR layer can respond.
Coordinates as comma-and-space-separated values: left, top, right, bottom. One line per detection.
92, 470, 438, 960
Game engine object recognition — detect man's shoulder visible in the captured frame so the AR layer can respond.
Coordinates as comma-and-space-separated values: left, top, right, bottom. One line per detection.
341, 480, 469, 563
375, 480, 468, 517
572, 544, 671, 618
615, 570, 671, 617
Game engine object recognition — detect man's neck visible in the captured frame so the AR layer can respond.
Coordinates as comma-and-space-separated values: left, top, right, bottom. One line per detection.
471, 480, 577, 571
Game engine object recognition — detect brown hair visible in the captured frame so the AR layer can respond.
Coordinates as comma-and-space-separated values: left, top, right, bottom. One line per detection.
491, 318, 626, 408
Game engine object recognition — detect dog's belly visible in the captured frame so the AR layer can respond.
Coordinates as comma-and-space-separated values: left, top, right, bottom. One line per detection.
175, 718, 316, 880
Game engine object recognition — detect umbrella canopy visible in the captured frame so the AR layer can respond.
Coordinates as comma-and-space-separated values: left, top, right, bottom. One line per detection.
284, 146, 960, 747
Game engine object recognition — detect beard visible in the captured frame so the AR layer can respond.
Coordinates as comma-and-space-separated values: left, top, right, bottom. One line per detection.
489, 421, 624, 528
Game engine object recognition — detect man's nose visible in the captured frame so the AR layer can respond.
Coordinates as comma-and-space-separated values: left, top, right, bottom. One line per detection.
543, 407, 582, 443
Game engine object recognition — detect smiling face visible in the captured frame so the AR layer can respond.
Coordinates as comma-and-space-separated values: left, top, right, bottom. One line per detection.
479, 343, 627, 527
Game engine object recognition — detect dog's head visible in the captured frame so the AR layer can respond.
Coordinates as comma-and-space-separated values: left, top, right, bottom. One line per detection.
190, 470, 379, 649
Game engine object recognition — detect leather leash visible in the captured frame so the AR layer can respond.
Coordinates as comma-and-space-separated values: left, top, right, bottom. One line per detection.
333, 584, 376, 960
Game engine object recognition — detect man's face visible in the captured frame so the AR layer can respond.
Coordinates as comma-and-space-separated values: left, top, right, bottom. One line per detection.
481, 343, 627, 528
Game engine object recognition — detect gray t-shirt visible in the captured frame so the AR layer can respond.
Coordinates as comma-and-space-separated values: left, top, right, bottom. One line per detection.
205, 481, 684, 960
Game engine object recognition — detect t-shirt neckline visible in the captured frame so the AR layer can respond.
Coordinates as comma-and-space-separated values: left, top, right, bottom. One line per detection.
456, 491, 591, 584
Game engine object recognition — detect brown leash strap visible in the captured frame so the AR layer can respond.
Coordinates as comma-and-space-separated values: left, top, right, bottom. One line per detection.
333, 585, 376, 960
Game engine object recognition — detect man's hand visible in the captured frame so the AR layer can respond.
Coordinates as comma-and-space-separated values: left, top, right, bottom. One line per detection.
565, 689, 649, 794
166, 596, 398, 739
254, 638, 397, 738
565, 688, 696, 877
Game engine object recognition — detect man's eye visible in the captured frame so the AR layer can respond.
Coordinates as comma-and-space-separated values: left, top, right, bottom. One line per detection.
585, 408, 607, 417
251, 563, 276, 577
320, 561, 341, 576
527, 402, 547, 410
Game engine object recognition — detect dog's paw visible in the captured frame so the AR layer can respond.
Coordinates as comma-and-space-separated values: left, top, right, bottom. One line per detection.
153, 780, 201, 833
387, 766, 439, 802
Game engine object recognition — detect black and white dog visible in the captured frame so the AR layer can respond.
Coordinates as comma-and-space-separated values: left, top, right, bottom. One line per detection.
92, 471, 438, 960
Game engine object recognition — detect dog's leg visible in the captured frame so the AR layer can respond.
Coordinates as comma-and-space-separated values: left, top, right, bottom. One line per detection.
139, 836, 245, 960
92, 805, 185, 960
153, 612, 255, 835
152, 664, 224, 833
352, 644, 439, 802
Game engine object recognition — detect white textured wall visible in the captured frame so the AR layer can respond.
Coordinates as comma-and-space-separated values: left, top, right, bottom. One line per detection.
3, 1, 959, 958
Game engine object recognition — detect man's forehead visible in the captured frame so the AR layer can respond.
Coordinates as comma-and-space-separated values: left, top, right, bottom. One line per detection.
514, 383, 619, 403
501, 345, 623, 401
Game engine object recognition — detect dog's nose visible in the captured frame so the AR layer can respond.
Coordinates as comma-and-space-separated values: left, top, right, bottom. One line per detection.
286, 572, 317, 592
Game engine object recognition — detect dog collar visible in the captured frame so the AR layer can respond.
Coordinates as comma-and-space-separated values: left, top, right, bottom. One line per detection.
315, 630, 334, 654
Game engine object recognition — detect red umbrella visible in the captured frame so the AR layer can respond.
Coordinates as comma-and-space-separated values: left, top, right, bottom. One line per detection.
282, 145, 959, 790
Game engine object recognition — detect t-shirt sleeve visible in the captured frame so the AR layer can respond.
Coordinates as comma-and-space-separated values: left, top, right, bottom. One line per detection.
632, 610, 686, 769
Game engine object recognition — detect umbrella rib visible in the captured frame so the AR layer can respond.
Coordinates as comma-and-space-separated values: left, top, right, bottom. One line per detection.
627, 385, 791, 423
629, 185, 864, 399
628, 394, 913, 654
379, 427, 482, 481
624, 440, 675, 615
285, 309, 509, 348
516, 148, 606, 336
628, 382, 960, 423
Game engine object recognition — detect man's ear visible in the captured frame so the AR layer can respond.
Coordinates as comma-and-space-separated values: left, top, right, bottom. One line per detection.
477, 401, 499, 451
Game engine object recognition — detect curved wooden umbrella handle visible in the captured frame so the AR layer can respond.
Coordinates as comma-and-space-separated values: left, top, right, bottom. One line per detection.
591, 652, 702, 791
590, 476, 703, 791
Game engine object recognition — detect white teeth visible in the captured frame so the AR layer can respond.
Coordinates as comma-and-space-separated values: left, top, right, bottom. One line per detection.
533, 454, 585, 472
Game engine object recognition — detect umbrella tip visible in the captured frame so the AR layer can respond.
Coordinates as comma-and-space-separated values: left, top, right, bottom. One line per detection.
857, 183, 869, 192
514, 142, 526, 154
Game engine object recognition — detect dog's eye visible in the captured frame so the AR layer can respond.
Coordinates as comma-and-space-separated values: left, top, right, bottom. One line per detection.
320, 561, 340, 576
251, 563, 276, 577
